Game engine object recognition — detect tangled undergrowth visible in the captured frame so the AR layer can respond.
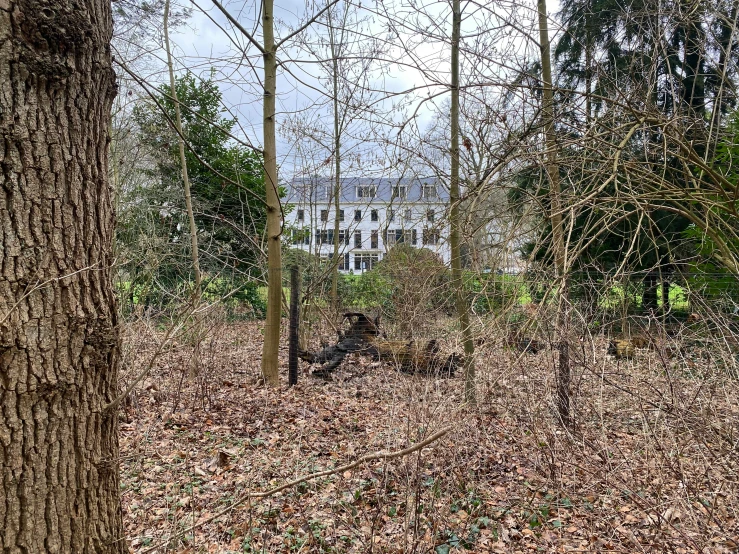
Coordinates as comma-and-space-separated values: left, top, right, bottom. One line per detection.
119, 317, 739, 553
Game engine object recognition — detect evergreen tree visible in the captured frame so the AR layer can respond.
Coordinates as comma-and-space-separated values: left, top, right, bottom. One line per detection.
512, 0, 739, 310
121, 73, 267, 309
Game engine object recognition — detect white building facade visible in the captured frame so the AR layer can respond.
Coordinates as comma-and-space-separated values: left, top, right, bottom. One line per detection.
285, 177, 450, 273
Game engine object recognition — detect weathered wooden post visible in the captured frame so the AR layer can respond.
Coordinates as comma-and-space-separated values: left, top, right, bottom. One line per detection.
289, 265, 300, 386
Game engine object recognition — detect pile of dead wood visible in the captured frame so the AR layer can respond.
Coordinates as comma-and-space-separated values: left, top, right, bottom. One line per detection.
299, 312, 462, 378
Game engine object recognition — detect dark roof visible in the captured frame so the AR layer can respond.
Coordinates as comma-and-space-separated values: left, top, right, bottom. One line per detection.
285, 176, 449, 204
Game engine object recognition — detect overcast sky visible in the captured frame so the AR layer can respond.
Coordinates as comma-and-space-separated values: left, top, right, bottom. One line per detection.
122, 0, 560, 177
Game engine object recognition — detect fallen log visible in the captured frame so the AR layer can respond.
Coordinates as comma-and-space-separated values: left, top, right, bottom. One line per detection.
365, 338, 461, 377
298, 312, 381, 375
299, 312, 461, 377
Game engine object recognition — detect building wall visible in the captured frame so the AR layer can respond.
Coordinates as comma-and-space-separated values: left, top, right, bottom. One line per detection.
285, 178, 450, 273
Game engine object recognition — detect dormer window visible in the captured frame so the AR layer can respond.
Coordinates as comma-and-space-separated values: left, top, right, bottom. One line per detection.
315, 184, 331, 200
392, 185, 407, 200
422, 184, 437, 200
356, 185, 377, 199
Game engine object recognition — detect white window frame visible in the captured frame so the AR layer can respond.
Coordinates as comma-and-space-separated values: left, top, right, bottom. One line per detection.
356, 185, 377, 199
386, 229, 413, 246
354, 253, 379, 271
392, 185, 407, 199
423, 228, 440, 246
315, 184, 331, 200
422, 184, 437, 200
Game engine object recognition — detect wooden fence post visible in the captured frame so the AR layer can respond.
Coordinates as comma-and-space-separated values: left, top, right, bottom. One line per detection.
289, 265, 300, 386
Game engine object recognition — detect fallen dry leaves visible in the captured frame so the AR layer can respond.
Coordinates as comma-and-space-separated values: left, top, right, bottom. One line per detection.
119, 319, 739, 553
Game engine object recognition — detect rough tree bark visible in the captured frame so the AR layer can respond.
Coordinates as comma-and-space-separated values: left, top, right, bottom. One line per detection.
0, 0, 126, 552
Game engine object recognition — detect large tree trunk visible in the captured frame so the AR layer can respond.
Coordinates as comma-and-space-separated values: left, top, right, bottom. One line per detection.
0, 1, 125, 552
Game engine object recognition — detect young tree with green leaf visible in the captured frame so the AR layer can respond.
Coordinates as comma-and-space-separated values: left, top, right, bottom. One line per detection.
127, 73, 267, 308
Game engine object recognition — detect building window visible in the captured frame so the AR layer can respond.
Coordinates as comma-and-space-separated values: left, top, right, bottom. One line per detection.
422, 184, 437, 200
427, 209, 435, 222
423, 228, 440, 245
320, 209, 328, 222
339, 253, 350, 271
339, 209, 345, 222
371, 209, 378, 222
357, 185, 377, 198
297, 209, 304, 222
316, 184, 331, 200
354, 254, 379, 271
355, 210, 362, 222
318, 229, 334, 244
404, 208, 412, 222
388, 209, 395, 222
392, 185, 407, 199
354, 231, 362, 248
338, 230, 351, 245
292, 228, 310, 245
371, 230, 378, 249
385, 229, 414, 246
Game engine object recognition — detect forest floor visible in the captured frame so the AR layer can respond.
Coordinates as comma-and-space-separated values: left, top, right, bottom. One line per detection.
119, 319, 739, 553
